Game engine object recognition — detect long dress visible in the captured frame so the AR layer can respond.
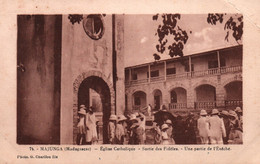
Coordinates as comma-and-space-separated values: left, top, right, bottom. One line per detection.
85, 113, 98, 143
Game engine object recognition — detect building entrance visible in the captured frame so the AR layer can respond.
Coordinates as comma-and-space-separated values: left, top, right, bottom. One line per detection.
78, 76, 111, 144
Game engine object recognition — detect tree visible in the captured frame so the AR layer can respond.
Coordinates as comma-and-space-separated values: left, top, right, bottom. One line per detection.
153, 13, 243, 61
152, 14, 189, 61
207, 13, 243, 43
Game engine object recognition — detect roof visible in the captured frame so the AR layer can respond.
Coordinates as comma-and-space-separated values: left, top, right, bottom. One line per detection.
125, 45, 242, 69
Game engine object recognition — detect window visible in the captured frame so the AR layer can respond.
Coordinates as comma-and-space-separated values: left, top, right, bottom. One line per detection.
132, 73, 137, 80
134, 97, 141, 105
151, 70, 159, 77
185, 64, 194, 72
220, 58, 226, 67
167, 68, 176, 75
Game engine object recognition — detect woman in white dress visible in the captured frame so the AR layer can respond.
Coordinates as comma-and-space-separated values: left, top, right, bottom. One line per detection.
85, 106, 98, 145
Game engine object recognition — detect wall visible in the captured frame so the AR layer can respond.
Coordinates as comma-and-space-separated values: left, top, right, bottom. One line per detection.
17, 15, 61, 144
61, 14, 125, 144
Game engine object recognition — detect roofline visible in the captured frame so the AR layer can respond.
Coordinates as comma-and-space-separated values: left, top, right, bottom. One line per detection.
125, 45, 242, 69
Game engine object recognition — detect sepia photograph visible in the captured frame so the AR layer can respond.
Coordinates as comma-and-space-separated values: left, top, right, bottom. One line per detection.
17, 14, 243, 145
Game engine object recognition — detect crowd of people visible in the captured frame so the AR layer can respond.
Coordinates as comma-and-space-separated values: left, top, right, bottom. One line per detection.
76, 104, 243, 145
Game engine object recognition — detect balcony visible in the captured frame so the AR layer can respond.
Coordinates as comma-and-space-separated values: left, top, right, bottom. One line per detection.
126, 65, 242, 86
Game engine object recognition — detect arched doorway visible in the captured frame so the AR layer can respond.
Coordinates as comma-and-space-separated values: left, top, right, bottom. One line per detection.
195, 84, 216, 109
224, 81, 242, 108
78, 76, 111, 144
132, 91, 147, 112
170, 87, 187, 109
153, 89, 162, 111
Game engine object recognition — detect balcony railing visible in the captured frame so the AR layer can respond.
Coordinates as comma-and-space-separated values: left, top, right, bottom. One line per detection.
225, 100, 243, 108
169, 103, 187, 109
194, 101, 217, 109
150, 76, 165, 82
126, 65, 242, 85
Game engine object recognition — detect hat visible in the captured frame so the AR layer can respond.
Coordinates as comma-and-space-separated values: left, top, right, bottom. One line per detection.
131, 121, 140, 128
161, 105, 167, 111
235, 107, 242, 113
78, 108, 86, 115
200, 109, 207, 116
118, 115, 127, 122
229, 110, 237, 118
80, 104, 86, 109
129, 114, 137, 120
221, 110, 229, 116
211, 109, 219, 115
109, 114, 117, 121
161, 124, 169, 130
165, 119, 172, 124
134, 112, 139, 117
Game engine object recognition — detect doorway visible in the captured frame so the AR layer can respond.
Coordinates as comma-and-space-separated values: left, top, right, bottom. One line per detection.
78, 76, 111, 144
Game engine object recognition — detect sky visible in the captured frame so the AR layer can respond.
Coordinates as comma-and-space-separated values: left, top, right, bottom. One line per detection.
124, 14, 241, 67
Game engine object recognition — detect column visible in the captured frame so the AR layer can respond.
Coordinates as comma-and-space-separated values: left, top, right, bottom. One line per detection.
148, 64, 151, 83
164, 61, 167, 81
217, 51, 220, 73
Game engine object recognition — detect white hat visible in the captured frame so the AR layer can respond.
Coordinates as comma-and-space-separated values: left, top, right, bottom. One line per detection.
200, 109, 207, 116
221, 110, 229, 116
161, 124, 169, 130
129, 114, 137, 121
118, 115, 127, 122
80, 104, 86, 109
109, 114, 117, 121
229, 110, 237, 118
165, 119, 172, 124
235, 107, 242, 113
211, 109, 219, 115
78, 108, 86, 115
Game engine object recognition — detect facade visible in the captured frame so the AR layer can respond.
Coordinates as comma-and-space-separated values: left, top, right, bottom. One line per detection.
17, 15, 125, 144
125, 45, 242, 114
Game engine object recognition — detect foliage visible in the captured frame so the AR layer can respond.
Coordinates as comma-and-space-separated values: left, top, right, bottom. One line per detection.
152, 14, 189, 60
68, 14, 83, 25
207, 13, 243, 43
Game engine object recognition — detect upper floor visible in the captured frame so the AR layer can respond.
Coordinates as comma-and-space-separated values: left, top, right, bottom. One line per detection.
125, 45, 242, 86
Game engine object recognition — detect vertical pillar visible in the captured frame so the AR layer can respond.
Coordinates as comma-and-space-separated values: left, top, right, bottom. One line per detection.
148, 64, 151, 83
189, 56, 192, 71
114, 14, 125, 115
164, 61, 167, 81
217, 51, 220, 73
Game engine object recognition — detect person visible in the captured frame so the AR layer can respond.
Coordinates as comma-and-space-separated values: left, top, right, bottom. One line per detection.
220, 110, 231, 144
165, 119, 175, 144
229, 110, 240, 131
154, 122, 162, 144
174, 115, 185, 144
197, 109, 210, 144
137, 112, 146, 144
147, 104, 152, 116
234, 107, 243, 131
115, 115, 127, 144
184, 112, 197, 144
85, 106, 98, 145
228, 119, 243, 144
108, 114, 117, 144
208, 109, 226, 144
161, 124, 170, 145
129, 120, 144, 145
76, 106, 86, 145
